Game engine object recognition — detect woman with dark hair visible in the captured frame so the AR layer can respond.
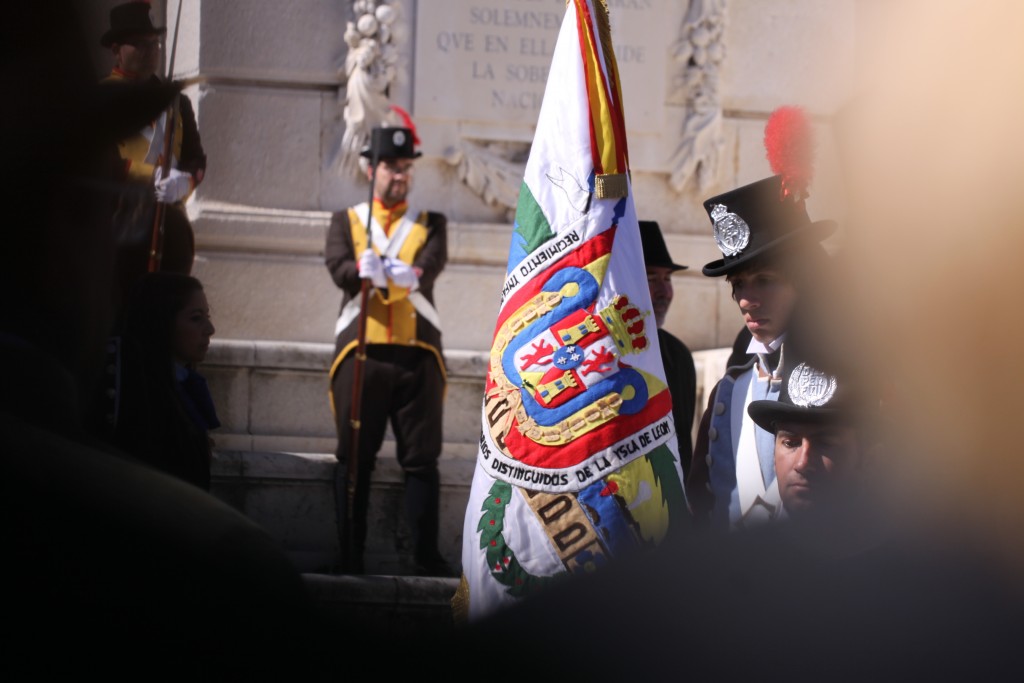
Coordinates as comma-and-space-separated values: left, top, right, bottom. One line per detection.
113, 272, 219, 490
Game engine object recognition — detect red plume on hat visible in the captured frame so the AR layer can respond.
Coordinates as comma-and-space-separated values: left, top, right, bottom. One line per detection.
764, 105, 814, 205
389, 104, 420, 146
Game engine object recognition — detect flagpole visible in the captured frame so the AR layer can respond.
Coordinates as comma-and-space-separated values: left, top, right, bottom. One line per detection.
147, 0, 183, 273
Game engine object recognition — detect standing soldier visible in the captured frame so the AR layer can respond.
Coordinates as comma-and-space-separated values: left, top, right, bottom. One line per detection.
101, 1, 206, 289
325, 123, 453, 576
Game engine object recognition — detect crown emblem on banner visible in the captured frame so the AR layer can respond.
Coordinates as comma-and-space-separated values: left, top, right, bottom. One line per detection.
599, 295, 648, 355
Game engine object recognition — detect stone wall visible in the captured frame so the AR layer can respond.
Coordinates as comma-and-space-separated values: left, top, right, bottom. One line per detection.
91, 0, 856, 356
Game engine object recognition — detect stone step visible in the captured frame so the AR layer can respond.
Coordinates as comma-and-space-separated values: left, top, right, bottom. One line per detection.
204, 339, 733, 576
301, 573, 460, 637
211, 447, 473, 575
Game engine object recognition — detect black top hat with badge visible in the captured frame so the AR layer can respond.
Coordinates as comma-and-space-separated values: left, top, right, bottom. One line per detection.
361, 126, 422, 161
639, 220, 688, 271
747, 356, 876, 434
701, 107, 836, 277
101, 1, 167, 47
4, 0, 178, 178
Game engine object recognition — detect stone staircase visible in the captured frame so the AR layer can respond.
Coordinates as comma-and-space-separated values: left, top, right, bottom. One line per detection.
204, 338, 731, 576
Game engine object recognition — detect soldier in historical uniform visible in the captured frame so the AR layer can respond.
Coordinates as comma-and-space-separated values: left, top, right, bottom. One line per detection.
748, 355, 879, 526
639, 220, 697, 477
685, 173, 835, 530
325, 124, 453, 576
101, 1, 206, 302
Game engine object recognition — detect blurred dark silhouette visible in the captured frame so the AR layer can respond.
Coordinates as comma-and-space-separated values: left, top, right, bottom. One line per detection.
101, 1, 208, 327
444, 519, 1023, 682
0, 3, 330, 676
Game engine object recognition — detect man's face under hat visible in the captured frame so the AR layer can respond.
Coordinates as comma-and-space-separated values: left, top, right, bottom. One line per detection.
111, 32, 163, 79
639, 220, 687, 329
773, 419, 864, 519
363, 126, 421, 207
726, 262, 798, 345
368, 156, 414, 207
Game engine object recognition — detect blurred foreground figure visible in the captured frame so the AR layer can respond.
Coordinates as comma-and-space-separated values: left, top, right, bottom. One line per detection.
102, 0, 206, 291
835, 0, 1024, 571
0, 4, 324, 676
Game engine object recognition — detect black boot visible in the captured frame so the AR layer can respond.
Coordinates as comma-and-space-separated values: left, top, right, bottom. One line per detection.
404, 467, 455, 577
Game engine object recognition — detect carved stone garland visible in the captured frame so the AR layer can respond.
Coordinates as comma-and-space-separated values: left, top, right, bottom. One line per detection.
667, 0, 727, 194
334, 0, 405, 179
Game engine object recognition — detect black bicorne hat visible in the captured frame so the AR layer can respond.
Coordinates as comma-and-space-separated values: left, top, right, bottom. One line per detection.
700, 175, 836, 277
748, 357, 874, 434
361, 126, 422, 160
101, 2, 166, 47
639, 220, 688, 271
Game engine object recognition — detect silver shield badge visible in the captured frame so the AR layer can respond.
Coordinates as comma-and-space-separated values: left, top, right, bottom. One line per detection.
392, 130, 407, 146
711, 204, 750, 257
788, 363, 838, 408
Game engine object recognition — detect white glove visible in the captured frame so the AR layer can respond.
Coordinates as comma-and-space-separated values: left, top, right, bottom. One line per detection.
358, 249, 387, 288
154, 166, 194, 203
383, 257, 420, 290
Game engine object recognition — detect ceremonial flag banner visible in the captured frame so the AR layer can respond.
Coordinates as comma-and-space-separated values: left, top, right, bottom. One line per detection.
459, 0, 689, 620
